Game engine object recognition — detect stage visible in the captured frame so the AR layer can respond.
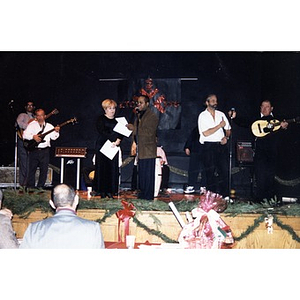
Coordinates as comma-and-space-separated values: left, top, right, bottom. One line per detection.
7, 189, 300, 249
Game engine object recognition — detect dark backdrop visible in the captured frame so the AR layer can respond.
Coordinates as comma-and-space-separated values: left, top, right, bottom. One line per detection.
1, 52, 300, 197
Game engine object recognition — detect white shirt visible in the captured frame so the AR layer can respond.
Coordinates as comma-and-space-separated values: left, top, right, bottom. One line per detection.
23, 120, 59, 148
260, 112, 273, 118
157, 146, 168, 165
198, 109, 231, 144
16, 112, 34, 130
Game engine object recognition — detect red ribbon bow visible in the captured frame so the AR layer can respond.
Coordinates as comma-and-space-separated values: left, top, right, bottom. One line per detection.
116, 201, 136, 242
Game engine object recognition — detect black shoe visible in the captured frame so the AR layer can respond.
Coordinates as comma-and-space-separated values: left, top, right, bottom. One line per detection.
36, 187, 46, 194
106, 193, 113, 198
91, 191, 102, 197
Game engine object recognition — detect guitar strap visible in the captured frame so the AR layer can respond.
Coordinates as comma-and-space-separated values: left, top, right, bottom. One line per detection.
40, 123, 46, 134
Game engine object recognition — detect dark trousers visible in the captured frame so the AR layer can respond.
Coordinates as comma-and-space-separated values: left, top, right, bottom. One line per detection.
93, 152, 119, 195
254, 147, 277, 201
27, 148, 49, 188
138, 158, 155, 200
202, 142, 229, 197
17, 137, 29, 186
132, 164, 169, 191
187, 152, 206, 189
161, 165, 170, 189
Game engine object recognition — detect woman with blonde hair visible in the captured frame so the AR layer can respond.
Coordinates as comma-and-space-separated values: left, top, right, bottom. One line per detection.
93, 99, 123, 198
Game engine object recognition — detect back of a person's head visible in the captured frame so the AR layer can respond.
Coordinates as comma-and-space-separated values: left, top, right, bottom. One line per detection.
52, 184, 75, 208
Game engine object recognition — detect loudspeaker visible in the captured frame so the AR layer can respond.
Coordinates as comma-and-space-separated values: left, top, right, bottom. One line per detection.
236, 141, 254, 164
63, 159, 77, 188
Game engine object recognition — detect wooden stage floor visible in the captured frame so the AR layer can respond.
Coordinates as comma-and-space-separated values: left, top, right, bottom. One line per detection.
78, 188, 200, 203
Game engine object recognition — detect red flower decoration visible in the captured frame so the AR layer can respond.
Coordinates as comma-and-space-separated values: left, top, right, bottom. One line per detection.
116, 201, 136, 242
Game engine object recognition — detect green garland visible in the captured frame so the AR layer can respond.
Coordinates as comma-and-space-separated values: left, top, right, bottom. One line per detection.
230, 213, 300, 243
273, 215, 300, 243
232, 215, 266, 241
132, 216, 177, 243
3, 189, 53, 218
2, 189, 300, 244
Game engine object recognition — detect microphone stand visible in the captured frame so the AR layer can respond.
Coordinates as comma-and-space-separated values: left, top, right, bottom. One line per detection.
8, 102, 18, 190
14, 125, 18, 190
228, 111, 234, 202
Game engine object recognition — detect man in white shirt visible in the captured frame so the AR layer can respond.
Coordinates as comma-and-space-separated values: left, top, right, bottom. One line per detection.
23, 109, 60, 189
198, 94, 231, 197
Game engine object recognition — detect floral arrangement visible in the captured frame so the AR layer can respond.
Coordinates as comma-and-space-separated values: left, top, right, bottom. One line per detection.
178, 190, 234, 249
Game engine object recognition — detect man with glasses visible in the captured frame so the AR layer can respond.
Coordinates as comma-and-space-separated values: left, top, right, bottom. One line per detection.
16, 101, 35, 187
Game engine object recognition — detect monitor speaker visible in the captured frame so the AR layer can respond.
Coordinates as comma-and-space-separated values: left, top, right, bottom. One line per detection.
236, 141, 254, 164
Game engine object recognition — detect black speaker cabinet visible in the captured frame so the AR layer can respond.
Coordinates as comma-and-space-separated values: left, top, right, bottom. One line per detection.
236, 141, 254, 164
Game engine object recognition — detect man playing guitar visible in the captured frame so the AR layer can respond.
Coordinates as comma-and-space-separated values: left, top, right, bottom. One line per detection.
231, 100, 288, 204
23, 109, 60, 190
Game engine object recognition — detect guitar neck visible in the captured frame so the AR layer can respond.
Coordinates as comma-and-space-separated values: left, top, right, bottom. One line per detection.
44, 113, 53, 120
286, 117, 299, 124
272, 118, 297, 126
40, 120, 72, 138
45, 109, 58, 120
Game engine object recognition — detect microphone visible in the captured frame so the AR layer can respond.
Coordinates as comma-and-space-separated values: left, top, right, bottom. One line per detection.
8, 99, 14, 106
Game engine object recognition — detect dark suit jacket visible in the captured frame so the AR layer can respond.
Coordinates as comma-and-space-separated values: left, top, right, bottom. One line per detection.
133, 108, 159, 159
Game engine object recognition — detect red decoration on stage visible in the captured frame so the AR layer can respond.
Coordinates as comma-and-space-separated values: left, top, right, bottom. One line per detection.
116, 200, 136, 242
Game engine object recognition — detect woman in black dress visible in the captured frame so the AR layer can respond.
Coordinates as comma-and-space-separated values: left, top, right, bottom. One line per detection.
93, 99, 122, 198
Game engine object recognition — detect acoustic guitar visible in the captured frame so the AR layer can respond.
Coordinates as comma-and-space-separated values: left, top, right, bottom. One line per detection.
251, 117, 300, 138
23, 117, 77, 151
17, 108, 59, 139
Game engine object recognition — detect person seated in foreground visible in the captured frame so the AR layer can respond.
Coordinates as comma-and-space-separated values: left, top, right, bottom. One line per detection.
0, 189, 19, 249
20, 184, 105, 249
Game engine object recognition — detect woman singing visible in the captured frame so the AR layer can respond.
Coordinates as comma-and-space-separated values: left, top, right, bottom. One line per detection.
93, 99, 122, 198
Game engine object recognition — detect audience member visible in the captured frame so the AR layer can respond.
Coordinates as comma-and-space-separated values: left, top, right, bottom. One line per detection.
0, 189, 19, 249
20, 184, 105, 249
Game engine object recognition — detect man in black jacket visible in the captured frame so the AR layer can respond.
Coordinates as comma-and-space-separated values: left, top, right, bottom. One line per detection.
232, 100, 288, 203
